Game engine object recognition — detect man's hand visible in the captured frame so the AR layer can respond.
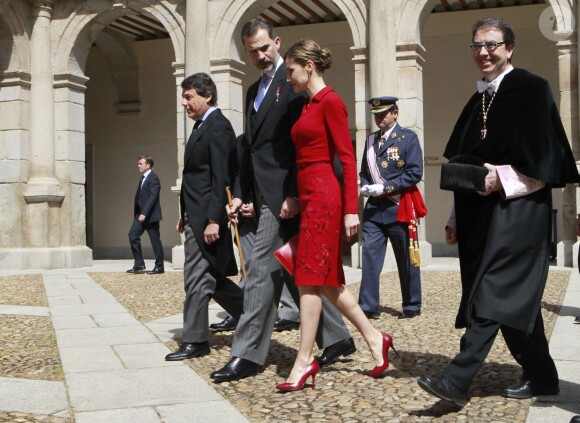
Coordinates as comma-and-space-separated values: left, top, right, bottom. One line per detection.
479, 163, 501, 196
138, 214, 146, 223
445, 225, 457, 245
204, 221, 220, 245
280, 197, 299, 220
240, 202, 256, 218
366, 183, 384, 197
344, 213, 360, 241
176, 218, 184, 234
226, 197, 243, 225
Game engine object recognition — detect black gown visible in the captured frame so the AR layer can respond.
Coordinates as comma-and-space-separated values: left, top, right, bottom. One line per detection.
444, 68, 580, 333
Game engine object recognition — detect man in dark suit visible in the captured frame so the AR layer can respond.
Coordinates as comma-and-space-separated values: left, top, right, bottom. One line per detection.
164, 73, 244, 361
359, 97, 423, 319
210, 18, 354, 382
127, 155, 164, 275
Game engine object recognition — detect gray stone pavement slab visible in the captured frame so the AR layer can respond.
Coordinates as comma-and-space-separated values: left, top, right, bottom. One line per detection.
65, 366, 224, 411
47, 294, 83, 306
526, 267, 580, 423
0, 305, 49, 316
0, 377, 68, 415
59, 345, 125, 373
91, 312, 141, 327
157, 402, 249, 423
113, 343, 183, 369
49, 302, 129, 316
75, 407, 162, 423
55, 325, 158, 348
52, 314, 97, 329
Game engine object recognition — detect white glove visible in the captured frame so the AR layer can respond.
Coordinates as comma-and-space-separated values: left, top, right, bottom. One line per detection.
361, 185, 371, 196
367, 183, 384, 197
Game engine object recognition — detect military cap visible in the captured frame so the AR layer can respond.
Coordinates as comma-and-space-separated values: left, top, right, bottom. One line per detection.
369, 96, 398, 114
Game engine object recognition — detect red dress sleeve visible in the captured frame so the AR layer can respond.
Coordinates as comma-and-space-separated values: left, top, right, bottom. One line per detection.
322, 92, 359, 214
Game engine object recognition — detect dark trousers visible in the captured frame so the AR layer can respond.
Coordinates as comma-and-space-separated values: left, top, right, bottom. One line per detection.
443, 313, 559, 393
360, 219, 421, 313
128, 217, 164, 269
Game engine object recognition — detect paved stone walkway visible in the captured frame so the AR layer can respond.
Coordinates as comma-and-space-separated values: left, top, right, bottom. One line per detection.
0, 259, 578, 422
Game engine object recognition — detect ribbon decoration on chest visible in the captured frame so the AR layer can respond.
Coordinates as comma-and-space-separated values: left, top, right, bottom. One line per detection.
365, 132, 400, 204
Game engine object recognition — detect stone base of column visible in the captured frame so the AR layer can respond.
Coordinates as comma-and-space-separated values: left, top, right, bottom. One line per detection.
0, 246, 92, 270
557, 240, 574, 267
171, 245, 185, 270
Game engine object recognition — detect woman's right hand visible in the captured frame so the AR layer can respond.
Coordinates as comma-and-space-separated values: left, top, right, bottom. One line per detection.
344, 213, 360, 241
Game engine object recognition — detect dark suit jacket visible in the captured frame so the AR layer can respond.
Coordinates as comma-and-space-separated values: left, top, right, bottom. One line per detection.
234, 65, 304, 235
180, 108, 237, 277
134, 171, 162, 223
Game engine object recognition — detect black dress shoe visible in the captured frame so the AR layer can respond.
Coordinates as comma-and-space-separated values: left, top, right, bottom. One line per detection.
165, 342, 210, 361
363, 310, 381, 320
398, 310, 421, 319
316, 337, 357, 367
209, 315, 238, 332
127, 265, 146, 274
273, 318, 300, 332
418, 375, 468, 407
147, 267, 164, 275
574, 316, 580, 324
570, 415, 580, 423
210, 357, 260, 382
501, 380, 559, 399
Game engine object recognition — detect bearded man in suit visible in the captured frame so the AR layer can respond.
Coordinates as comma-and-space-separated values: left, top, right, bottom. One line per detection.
210, 18, 354, 382
164, 73, 244, 361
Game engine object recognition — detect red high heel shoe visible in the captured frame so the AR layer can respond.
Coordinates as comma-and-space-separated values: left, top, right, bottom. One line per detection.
369, 332, 399, 378
276, 360, 320, 392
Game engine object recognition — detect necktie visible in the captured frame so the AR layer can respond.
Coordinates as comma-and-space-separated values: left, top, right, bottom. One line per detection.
193, 119, 203, 131
254, 74, 270, 111
476, 79, 497, 94
137, 175, 144, 197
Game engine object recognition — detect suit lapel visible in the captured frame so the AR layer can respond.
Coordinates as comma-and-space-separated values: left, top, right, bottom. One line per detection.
248, 67, 287, 143
184, 109, 220, 168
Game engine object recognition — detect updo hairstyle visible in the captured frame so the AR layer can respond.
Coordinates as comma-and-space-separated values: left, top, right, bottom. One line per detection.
284, 39, 333, 73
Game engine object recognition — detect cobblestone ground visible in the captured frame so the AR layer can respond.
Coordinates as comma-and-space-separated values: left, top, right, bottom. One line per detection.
93, 269, 569, 423
0, 275, 71, 423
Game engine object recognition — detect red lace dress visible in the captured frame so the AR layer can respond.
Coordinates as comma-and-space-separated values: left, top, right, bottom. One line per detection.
290, 86, 358, 287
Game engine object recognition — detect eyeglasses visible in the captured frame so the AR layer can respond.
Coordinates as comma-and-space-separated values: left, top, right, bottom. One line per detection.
470, 41, 505, 52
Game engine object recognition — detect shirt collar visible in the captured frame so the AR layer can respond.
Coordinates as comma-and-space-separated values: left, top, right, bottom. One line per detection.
142, 169, 151, 179
200, 106, 217, 122
477, 65, 514, 93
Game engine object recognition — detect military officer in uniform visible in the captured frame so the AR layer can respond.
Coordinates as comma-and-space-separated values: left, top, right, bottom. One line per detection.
359, 96, 424, 319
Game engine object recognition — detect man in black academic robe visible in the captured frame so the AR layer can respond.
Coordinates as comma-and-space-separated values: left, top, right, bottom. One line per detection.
418, 17, 580, 407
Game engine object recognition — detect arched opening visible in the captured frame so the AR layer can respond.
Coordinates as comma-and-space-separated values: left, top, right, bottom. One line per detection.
84, 10, 180, 260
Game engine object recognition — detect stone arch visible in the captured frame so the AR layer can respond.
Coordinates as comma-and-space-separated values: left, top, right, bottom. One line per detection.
52, 0, 185, 77
0, 1, 31, 73
93, 28, 141, 113
211, 0, 367, 61
397, 0, 575, 47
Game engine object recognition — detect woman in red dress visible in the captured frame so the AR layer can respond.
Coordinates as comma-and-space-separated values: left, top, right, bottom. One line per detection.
275, 39, 396, 392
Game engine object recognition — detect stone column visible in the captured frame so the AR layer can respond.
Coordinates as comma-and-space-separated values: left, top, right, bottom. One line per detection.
368, 0, 396, 96
350, 47, 368, 268
24, 0, 65, 252
0, 71, 31, 259
556, 35, 578, 266
396, 42, 431, 265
